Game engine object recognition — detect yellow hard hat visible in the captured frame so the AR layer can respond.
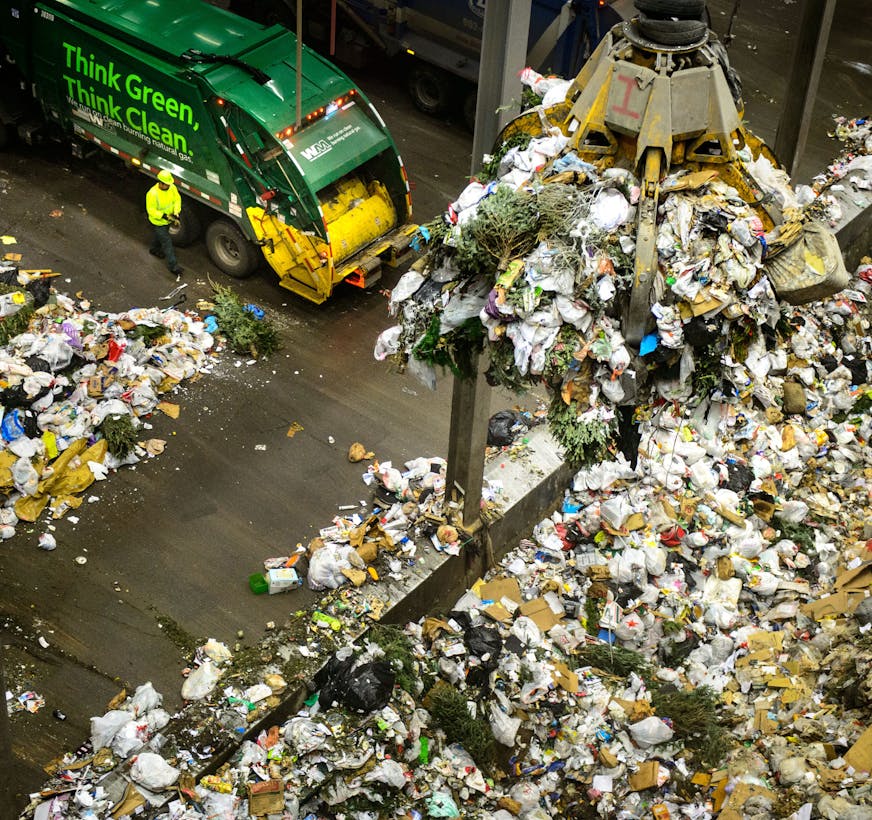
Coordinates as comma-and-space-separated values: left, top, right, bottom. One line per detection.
157, 170, 174, 185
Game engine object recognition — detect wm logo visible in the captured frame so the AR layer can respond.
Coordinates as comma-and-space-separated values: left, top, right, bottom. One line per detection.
301, 140, 332, 161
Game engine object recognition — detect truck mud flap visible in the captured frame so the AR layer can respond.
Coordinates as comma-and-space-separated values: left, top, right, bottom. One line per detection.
337, 222, 419, 290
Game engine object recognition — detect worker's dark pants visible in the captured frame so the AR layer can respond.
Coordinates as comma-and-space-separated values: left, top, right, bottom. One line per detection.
149, 223, 178, 272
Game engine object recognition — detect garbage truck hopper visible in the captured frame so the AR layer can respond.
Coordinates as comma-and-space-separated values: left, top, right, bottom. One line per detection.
0, 0, 416, 303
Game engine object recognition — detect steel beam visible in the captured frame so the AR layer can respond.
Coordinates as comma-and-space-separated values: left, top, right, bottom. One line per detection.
471, 0, 533, 175
774, 0, 837, 176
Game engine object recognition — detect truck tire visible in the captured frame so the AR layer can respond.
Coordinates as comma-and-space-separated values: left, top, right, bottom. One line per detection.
205, 219, 261, 278
634, 0, 706, 17
637, 13, 707, 45
169, 206, 202, 247
408, 65, 453, 116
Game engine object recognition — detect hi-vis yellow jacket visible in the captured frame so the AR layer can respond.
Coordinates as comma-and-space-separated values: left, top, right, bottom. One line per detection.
146, 182, 182, 226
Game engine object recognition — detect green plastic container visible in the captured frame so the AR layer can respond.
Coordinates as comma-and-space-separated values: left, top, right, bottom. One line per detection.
248, 573, 268, 595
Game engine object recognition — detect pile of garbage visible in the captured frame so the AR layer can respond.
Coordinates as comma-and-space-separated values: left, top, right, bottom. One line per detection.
375, 82, 851, 468
0, 257, 217, 543
15, 99, 872, 820
21, 242, 872, 817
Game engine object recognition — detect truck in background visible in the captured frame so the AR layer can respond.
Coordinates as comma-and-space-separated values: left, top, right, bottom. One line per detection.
225, 0, 635, 128
0, 0, 417, 303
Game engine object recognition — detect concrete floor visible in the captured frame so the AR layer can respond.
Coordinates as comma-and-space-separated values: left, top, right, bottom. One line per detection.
0, 0, 870, 811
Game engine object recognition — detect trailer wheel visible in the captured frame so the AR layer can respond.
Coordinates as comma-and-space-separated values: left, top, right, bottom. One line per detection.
408, 65, 453, 116
205, 219, 261, 278
169, 206, 202, 247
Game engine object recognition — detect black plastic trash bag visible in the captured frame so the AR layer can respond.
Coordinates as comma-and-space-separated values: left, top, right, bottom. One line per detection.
313, 653, 356, 708
343, 661, 395, 712
487, 410, 527, 446
465, 625, 503, 668
314, 654, 395, 713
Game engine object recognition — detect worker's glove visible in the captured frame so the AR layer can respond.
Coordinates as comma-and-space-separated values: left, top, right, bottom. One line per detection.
168, 215, 181, 229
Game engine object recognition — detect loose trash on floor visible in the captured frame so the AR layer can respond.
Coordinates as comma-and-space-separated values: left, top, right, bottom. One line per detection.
0, 255, 219, 544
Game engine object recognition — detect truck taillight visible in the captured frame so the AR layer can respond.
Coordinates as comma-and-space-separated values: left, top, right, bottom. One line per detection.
275, 90, 357, 140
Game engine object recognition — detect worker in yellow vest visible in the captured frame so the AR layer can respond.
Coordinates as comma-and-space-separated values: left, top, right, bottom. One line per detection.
146, 169, 183, 276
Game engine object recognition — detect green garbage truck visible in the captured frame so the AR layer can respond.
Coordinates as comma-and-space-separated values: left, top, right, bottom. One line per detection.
0, 0, 417, 303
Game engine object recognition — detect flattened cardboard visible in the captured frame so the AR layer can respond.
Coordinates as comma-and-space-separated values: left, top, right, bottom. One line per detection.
248, 779, 284, 815
628, 760, 660, 791
717, 782, 776, 820
844, 725, 872, 772
479, 576, 523, 604
801, 590, 865, 620
551, 661, 578, 693
483, 602, 513, 623
834, 561, 872, 591
156, 401, 180, 419
518, 597, 562, 631
754, 708, 777, 735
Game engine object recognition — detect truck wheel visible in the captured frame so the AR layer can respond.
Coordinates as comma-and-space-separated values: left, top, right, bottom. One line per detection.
169, 206, 202, 247
634, 0, 706, 17
408, 65, 453, 116
205, 219, 261, 278
636, 13, 707, 45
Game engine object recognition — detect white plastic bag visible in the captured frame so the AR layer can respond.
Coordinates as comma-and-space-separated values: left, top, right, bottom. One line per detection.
307, 544, 357, 590
364, 759, 407, 788
129, 681, 162, 717
111, 719, 146, 757
629, 716, 675, 748
489, 702, 522, 746
181, 660, 221, 701
130, 752, 179, 791
284, 716, 333, 754
38, 335, 75, 371
90, 709, 131, 750
202, 639, 233, 665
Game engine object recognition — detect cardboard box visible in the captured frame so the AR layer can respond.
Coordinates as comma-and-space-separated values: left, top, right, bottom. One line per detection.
267, 567, 300, 593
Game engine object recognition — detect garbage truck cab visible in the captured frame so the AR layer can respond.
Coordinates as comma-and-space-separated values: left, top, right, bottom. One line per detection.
0, 0, 416, 303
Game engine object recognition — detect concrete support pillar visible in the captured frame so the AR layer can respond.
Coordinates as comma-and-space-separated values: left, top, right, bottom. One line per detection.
445, 352, 491, 528
774, 0, 837, 177
470, 0, 533, 176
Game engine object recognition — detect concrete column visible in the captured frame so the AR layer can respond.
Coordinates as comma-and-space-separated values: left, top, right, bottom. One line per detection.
471, 0, 533, 176
773, 0, 837, 177
445, 352, 491, 528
